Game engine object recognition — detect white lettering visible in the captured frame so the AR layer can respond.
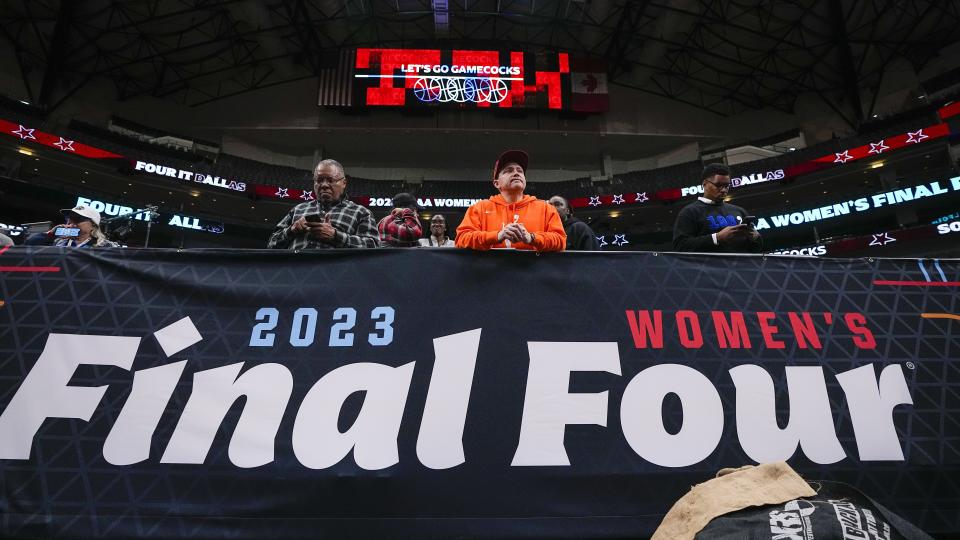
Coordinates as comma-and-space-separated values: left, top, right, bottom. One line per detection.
0, 334, 141, 459
836, 364, 912, 460
0, 331, 917, 470
293, 362, 415, 470
512, 342, 621, 466
938, 221, 960, 234
620, 364, 723, 467
103, 361, 186, 465
417, 329, 480, 469
730, 365, 845, 463
160, 362, 292, 467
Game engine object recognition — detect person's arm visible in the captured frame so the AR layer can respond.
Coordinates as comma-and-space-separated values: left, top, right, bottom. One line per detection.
455, 204, 499, 250
391, 209, 423, 243
748, 229, 764, 253
267, 210, 296, 249
528, 205, 566, 252
332, 207, 381, 248
672, 207, 719, 252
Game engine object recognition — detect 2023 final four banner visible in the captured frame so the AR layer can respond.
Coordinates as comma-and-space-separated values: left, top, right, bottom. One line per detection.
0, 247, 958, 538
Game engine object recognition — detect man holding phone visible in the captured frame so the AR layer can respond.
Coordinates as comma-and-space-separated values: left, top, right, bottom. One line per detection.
268, 159, 379, 249
672, 163, 763, 253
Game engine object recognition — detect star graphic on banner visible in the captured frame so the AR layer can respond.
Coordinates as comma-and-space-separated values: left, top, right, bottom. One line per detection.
905, 129, 928, 144
833, 150, 853, 163
635, 192, 649, 203
611, 194, 625, 204
300, 190, 315, 201
613, 234, 629, 247
53, 137, 75, 152
587, 196, 601, 207
12, 124, 35, 140
275, 187, 289, 198
596, 235, 608, 247
868, 140, 888, 154
868, 232, 896, 246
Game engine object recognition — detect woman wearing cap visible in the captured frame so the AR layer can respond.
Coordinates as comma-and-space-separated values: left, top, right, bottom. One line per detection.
48, 205, 118, 248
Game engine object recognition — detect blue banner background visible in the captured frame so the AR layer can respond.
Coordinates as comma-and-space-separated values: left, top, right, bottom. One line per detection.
0, 247, 957, 538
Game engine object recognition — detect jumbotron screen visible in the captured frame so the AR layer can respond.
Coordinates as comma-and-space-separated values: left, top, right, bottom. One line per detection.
319, 48, 608, 112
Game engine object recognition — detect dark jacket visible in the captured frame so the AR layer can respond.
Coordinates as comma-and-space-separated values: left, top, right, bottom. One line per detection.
562, 217, 600, 251
672, 199, 762, 253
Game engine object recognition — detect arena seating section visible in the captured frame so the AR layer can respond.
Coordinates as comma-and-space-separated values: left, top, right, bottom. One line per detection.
0, 94, 952, 204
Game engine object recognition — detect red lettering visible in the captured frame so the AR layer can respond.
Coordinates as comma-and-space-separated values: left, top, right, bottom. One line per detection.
625, 310, 663, 349
711, 311, 752, 349
757, 312, 785, 349
788, 312, 822, 349
675, 310, 703, 349
844, 313, 876, 349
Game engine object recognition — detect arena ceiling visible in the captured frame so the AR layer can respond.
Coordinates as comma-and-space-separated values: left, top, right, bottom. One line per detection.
3, 0, 960, 125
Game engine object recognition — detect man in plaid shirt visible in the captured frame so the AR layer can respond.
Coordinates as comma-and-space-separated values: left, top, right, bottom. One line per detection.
267, 159, 380, 249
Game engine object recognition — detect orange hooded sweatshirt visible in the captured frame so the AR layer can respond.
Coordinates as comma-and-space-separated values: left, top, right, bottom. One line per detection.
455, 194, 567, 251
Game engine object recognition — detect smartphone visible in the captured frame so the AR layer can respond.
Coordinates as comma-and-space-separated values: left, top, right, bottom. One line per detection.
304, 214, 324, 223
742, 215, 758, 226
54, 227, 80, 237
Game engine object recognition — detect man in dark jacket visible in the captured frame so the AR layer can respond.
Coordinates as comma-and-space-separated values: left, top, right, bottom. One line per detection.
548, 195, 600, 251
672, 163, 762, 253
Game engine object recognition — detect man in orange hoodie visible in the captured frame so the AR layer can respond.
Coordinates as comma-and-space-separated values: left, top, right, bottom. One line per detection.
456, 150, 567, 252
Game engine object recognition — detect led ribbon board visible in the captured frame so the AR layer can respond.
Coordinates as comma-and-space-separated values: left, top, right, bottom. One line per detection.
75, 196, 224, 234
352, 49, 573, 110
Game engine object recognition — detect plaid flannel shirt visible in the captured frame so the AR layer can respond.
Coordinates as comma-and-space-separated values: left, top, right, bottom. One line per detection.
377, 208, 423, 247
267, 197, 380, 249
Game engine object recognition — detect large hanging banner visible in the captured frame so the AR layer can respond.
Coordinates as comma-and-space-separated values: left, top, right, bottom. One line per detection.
0, 248, 958, 539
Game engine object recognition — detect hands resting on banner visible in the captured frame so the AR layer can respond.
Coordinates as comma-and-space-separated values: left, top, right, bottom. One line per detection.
497, 222, 534, 244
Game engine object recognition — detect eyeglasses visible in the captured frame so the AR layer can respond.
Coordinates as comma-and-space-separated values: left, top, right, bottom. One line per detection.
315, 176, 344, 185
705, 179, 731, 191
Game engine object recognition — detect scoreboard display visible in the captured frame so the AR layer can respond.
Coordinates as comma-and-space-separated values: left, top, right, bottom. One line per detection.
356, 49, 568, 109
319, 48, 607, 112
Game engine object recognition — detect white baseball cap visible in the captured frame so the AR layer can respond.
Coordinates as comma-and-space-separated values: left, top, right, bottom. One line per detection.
61, 204, 101, 226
